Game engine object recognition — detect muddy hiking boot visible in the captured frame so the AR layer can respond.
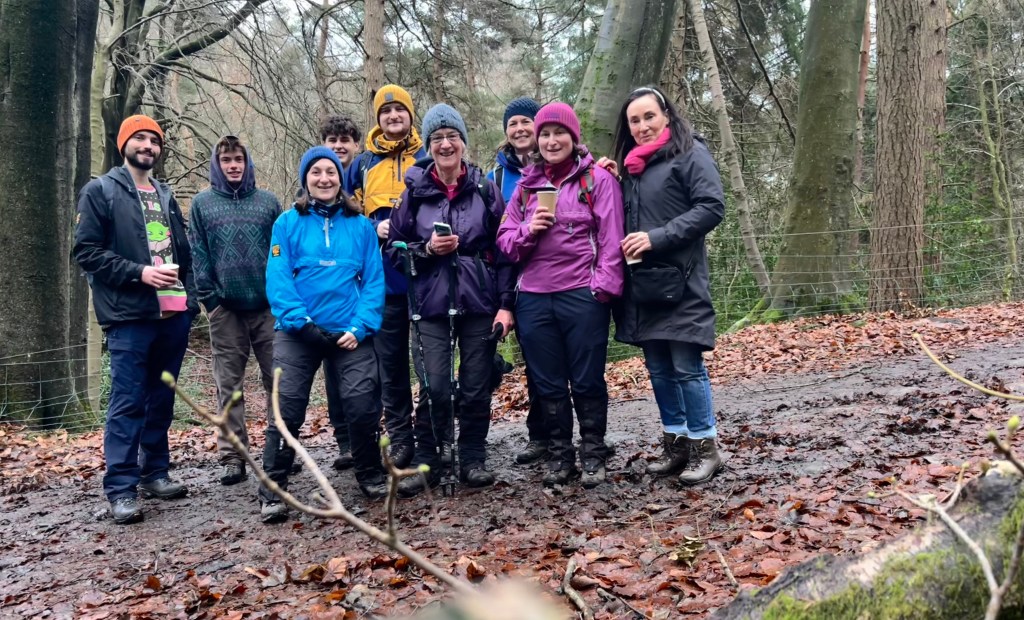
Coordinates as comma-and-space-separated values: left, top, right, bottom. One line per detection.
461, 463, 495, 488
581, 459, 606, 489
397, 466, 440, 498
543, 460, 580, 486
220, 462, 246, 486
110, 497, 143, 525
332, 452, 354, 471
389, 443, 414, 470
678, 438, 724, 486
647, 433, 689, 476
261, 500, 288, 524
138, 477, 188, 500
515, 440, 549, 465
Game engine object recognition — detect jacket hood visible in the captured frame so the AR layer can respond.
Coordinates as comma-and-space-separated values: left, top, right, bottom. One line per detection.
519, 148, 595, 189
365, 126, 424, 157
496, 145, 528, 175
209, 143, 257, 197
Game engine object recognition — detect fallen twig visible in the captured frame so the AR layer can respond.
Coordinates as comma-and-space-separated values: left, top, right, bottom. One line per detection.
713, 544, 739, 589
597, 587, 645, 618
562, 558, 593, 620
913, 333, 1024, 401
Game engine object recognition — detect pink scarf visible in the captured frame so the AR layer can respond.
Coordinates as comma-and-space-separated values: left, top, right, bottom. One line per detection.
624, 127, 672, 176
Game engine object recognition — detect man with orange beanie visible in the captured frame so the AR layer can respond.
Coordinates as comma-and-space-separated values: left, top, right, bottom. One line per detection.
345, 85, 425, 469
74, 114, 198, 525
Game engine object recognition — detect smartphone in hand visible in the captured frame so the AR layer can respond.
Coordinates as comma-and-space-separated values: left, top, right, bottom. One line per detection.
433, 222, 453, 237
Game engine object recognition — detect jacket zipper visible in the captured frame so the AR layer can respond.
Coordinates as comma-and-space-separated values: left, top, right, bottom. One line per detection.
323, 215, 331, 247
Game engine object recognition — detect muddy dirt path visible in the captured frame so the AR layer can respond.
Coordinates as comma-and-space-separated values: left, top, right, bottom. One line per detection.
2, 323, 1022, 619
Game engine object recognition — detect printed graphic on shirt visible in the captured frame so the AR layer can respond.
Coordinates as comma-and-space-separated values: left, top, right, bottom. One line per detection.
138, 186, 188, 314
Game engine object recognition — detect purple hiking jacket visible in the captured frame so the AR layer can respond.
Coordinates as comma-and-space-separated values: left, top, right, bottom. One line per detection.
496, 151, 625, 302
386, 160, 515, 321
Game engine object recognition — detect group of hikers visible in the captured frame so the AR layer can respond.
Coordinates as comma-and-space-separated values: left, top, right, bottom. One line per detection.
73, 83, 726, 526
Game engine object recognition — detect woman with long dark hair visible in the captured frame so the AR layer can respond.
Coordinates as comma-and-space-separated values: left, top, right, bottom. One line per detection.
600, 86, 725, 486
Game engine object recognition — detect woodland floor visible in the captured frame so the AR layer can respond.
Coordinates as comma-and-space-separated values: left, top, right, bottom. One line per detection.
4, 304, 1024, 619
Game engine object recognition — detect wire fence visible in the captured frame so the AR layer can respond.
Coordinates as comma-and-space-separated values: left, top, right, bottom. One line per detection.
2, 216, 1022, 434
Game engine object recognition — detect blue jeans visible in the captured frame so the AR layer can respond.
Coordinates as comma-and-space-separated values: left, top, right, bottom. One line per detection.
641, 340, 716, 439
103, 312, 192, 501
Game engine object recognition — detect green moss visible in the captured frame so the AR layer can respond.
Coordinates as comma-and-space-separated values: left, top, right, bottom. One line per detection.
756, 490, 1024, 619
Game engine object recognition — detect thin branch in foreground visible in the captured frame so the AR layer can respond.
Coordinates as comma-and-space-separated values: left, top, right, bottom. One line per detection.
913, 333, 1024, 401
161, 369, 474, 596
562, 558, 593, 620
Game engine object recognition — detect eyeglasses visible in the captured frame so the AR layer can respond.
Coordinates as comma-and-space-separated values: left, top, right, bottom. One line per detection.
430, 132, 463, 145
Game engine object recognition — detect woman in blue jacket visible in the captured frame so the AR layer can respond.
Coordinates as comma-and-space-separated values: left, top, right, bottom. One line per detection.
260, 146, 386, 523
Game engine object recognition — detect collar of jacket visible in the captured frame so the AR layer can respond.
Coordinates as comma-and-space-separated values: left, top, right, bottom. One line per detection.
408, 158, 482, 200
496, 145, 528, 174
365, 126, 424, 157
518, 148, 595, 190
209, 142, 257, 199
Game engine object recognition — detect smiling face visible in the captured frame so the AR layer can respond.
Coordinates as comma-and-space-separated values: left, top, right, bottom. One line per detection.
626, 94, 669, 146
505, 115, 536, 154
123, 131, 162, 171
537, 124, 573, 165
429, 129, 465, 174
218, 147, 246, 184
305, 158, 341, 203
378, 103, 412, 141
324, 134, 359, 167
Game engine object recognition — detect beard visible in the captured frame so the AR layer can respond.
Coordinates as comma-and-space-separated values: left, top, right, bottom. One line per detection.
126, 151, 156, 170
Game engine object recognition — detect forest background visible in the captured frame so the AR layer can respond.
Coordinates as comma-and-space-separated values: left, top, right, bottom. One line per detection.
0, 0, 1019, 431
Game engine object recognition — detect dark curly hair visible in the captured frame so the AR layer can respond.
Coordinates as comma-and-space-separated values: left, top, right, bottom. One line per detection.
319, 115, 361, 144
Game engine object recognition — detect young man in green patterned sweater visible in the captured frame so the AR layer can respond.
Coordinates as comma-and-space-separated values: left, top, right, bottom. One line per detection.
189, 135, 283, 485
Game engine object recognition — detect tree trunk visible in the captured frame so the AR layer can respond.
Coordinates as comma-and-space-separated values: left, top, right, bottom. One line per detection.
767, 0, 867, 317
922, 0, 947, 213
576, 0, 676, 156
688, 0, 770, 297
364, 0, 386, 130
869, 0, 926, 312
314, 0, 332, 119
853, 0, 872, 189
661, 0, 688, 108
0, 0, 99, 427
710, 473, 1024, 619
430, 0, 445, 102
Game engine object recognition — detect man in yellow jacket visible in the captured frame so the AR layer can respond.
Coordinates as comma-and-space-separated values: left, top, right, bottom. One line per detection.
346, 84, 425, 468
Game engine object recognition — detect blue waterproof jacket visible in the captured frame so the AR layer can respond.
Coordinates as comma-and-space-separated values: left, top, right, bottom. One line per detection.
486, 146, 528, 203
266, 206, 384, 341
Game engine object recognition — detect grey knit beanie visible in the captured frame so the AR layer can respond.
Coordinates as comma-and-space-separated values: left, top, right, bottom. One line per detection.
421, 104, 469, 148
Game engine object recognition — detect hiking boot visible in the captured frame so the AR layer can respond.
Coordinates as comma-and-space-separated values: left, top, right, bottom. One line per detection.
462, 464, 494, 488
219, 462, 246, 486
332, 452, 354, 471
515, 440, 549, 465
138, 477, 188, 500
358, 473, 388, 500
678, 438, 724, 486
290, 461, 302, 474
542, 461, 579, 487
110, 497, 143, 524
261, 500, 288, 524
397, 468, 440, 498
581, 459, 606, 489
646, 433, 689, 476
440, 443, 453, 466
389, 444, 414, 469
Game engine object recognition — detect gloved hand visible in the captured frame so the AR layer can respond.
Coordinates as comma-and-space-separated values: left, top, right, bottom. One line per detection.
298, 322, 333, 349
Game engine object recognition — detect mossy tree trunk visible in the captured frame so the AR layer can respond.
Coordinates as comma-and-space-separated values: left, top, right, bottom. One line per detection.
869, 0, 927, 312
767, 0, 867, 317
711, 474, 1024, 619
575, 0, 675, 157
0, 0, 99, 427
363, 0, 385, 129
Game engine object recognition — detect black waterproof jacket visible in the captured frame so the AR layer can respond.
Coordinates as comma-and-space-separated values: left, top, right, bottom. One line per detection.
74, 166, 198, 328
613, 138, 724, 350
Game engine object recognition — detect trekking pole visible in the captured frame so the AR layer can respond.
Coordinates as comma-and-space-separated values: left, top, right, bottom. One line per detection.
442, 252, 460, 497
393, 242, 441, 487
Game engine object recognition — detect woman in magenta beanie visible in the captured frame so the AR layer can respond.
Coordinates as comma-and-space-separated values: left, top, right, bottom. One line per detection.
496, 101, 625, 488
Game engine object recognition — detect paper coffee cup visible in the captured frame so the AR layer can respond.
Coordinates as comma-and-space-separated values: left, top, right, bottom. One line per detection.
536, 190, 556, 212
162, 262, 179, 276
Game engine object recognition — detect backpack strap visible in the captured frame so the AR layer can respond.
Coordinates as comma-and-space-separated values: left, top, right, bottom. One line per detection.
494, 167, 504, 196
577, 167, 595, 211
477, 177, 491, 206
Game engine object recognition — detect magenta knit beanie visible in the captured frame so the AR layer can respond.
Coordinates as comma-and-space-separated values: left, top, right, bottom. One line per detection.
534, 102, 581, 144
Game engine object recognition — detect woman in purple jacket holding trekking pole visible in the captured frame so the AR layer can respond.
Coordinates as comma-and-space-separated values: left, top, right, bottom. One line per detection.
496, 102, 625, 489
387, 104, 515, 498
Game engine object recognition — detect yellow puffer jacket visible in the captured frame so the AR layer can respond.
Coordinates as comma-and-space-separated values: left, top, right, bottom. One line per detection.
347, 126, 426, 217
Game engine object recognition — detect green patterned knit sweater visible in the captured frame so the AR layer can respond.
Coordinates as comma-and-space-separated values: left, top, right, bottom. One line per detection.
188, 186, 282, 312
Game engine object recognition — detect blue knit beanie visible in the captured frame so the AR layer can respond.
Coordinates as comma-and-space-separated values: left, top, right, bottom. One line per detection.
503, 97, 541, 130
422, 104, 469, 148
298, 146, 343, 191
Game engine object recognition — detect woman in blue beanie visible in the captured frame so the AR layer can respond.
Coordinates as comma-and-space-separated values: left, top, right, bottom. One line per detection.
259, 146, 386, 523
386, 104, 515, 497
